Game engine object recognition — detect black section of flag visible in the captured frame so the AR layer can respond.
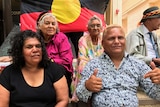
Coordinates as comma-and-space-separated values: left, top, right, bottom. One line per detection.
21, 0, 53, 13
80, 0, 109, 14
21, 0, 109, 14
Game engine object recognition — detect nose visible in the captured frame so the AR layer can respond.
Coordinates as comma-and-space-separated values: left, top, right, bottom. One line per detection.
114, 37, 119, 43
32, 46, 39, 52
94, 25, 98, 29
48, 23, 53, 27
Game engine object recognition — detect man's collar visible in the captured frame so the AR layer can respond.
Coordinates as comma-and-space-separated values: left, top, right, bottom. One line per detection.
101, 52, 128, 59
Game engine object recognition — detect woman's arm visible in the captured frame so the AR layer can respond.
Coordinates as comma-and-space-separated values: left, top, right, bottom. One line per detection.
0, 56, 12, 62
0, 84, 10, 107
54, 76, 69, 107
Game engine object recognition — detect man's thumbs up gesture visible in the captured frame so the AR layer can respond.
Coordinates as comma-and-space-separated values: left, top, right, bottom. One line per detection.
85, 69, 102, 92
144, 61, 160, 84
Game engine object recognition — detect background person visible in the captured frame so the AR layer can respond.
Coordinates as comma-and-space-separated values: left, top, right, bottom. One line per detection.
78, 15, 104, 73
0, 30, 69, 107
37, 12, 73, 97
0, 56, 12, 62
0, 53, 12, 74
76, 24, 160, 107
70, 15, 104, 102
126, 6, 160, 67
0, 61, 11, 74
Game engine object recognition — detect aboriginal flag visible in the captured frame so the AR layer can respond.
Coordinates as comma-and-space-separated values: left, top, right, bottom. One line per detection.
20, 0, 109, 33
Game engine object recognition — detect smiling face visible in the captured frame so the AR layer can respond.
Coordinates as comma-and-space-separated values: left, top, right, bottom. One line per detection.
88, 19, 102, 37
37, 13, 59, 41
23, 37, 42, 66
102, 25, 126, 57
87, 16, 103, 37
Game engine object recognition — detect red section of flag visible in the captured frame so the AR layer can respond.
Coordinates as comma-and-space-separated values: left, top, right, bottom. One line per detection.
20, 7, 105, 33
59, 7, 105, 33
20, 12, 40, 32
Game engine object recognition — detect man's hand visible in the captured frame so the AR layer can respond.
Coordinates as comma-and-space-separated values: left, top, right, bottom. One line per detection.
144, 61, 160, 84
85, 69, 102, 92
152, 58, 160, 66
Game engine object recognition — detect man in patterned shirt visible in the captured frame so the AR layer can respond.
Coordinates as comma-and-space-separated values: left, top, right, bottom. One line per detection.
76, 24, 160, 107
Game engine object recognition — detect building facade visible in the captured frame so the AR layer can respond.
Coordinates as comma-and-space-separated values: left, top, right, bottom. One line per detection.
122, 0, 160, 35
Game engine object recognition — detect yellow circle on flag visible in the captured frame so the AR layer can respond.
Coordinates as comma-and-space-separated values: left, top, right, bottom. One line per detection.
51, 0, 81, 24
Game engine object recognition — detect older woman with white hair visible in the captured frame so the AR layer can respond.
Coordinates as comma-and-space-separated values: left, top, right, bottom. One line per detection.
71, 15, 104, 102
37, 11, 74, 98
78, 15, 104, 73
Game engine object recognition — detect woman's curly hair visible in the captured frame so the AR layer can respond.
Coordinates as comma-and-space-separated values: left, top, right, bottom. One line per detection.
8, 30, 49, 68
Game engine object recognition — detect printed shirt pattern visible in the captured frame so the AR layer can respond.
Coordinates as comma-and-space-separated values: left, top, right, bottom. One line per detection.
76, 52, 160, 107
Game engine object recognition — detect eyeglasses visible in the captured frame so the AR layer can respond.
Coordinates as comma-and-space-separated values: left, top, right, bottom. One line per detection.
90, 24, 101, 28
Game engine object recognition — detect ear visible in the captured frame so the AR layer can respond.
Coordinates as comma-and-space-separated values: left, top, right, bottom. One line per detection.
87, 27, 90, 31
102, 39, 104, 47
100, 26, 103, 32
37, 24, 41, 30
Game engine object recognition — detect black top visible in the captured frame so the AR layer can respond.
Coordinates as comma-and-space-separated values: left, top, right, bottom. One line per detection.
0, 61, 65, 107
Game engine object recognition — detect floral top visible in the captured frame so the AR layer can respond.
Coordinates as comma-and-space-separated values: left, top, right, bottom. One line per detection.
76, 52, 160, 107
78, 32, 104, 73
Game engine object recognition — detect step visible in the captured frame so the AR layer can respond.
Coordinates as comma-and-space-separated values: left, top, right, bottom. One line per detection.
138, 90, 160, 106
68, 90, 160, 107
